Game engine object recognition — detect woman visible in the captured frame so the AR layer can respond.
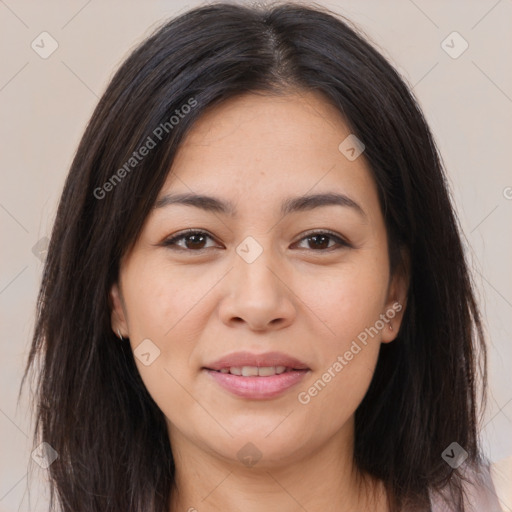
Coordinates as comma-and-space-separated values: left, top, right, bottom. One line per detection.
21, 2, 503, 510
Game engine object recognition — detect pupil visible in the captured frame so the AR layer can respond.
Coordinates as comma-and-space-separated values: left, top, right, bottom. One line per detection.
310, 235, 329, 250
187, 234, 205, 249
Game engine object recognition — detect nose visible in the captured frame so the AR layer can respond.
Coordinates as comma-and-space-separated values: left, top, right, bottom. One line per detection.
218, 247, 296, 332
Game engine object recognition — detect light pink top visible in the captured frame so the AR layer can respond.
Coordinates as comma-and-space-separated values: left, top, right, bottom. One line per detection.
429, 464, 503, 511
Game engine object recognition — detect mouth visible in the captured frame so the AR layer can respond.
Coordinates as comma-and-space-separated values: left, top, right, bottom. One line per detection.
206, 365, 306, 377
202, 351, 310, 399
203, 367, 310, 399
204, 350, 310, 373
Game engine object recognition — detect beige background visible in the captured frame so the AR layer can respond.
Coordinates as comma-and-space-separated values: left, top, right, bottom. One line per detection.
1, 0, 511, 510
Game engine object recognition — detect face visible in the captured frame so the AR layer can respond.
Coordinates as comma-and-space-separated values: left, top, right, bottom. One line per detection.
110, 90, 408, 470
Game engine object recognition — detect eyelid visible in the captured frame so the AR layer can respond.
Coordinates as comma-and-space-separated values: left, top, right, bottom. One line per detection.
160, 228, 219, 250
160, 228, 352, 252
294, 228, 351, 248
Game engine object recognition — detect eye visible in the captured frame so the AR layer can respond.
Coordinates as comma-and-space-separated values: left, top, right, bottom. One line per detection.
161, 229, 351, 253
161, 229, 218, 252
293, 230, 351, 251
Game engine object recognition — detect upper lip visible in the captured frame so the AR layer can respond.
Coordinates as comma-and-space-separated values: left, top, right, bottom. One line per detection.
204, 351, 310, 371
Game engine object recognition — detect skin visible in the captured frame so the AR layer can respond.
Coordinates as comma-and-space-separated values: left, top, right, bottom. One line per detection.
110, 90, 408, 512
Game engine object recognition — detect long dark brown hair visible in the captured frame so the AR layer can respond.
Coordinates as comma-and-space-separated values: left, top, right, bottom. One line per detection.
20, 1, 488, 510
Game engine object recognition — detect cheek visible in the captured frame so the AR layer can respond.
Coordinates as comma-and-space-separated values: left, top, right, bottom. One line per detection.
122, 270, 205, 436
294, 257, 387, 414
297, 274, 385, 428
297, 346, 379, 441
301, 259, 389, 347
122, 257, 215, 343
120, 260, 204, 408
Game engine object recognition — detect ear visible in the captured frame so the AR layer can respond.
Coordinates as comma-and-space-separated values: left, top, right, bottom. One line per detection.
109, 282, 129, 338
381, 248, 410, 344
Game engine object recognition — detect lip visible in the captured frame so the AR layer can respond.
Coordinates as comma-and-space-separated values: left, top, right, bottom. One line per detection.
204, 368, 310, 399
203, 351, 310, 371
202, 351, 310, 400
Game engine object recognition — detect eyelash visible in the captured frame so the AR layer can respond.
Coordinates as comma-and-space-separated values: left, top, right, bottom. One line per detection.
161, 229, 351, 253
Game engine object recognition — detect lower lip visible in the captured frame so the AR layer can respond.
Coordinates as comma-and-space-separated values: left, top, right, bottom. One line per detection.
204, 369, 309, 399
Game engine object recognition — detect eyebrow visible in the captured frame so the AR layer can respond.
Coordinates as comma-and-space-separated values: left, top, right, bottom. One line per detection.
154, 192, 366, 218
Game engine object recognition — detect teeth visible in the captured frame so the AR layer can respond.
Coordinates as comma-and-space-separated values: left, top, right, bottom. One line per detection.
217, 365, 290, 376
241, 366, 259, 377
258, 366, 277, 377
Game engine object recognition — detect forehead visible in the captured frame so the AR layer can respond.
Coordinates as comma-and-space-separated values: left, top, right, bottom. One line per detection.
175, 90, 352, 162
156, 91, 380, 220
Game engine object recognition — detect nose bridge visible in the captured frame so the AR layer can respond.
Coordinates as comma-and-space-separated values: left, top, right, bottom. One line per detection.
219, 233, 296, 330
234, 234, 282, 296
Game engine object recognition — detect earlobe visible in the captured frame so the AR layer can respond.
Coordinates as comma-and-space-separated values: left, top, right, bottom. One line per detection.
109, 282, 128, 338
382, 250, 410, 343
381, 322, 397, 344
381, 299, 406, 343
